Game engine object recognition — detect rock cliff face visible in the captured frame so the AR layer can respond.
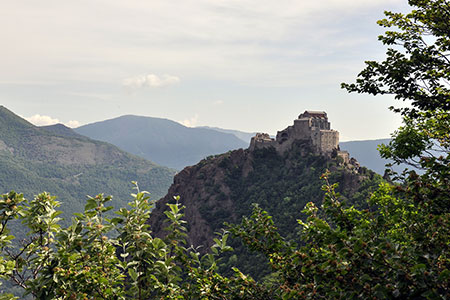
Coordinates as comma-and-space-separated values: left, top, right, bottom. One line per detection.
150, 149, 252, 247
150, 139, 381, 251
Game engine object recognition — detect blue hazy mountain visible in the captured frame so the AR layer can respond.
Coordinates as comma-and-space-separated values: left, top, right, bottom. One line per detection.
339, 139, 392, 175
196, 126, 257, 144
75, 115, 248, 170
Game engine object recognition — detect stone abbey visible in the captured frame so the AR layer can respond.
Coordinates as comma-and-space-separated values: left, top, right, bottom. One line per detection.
249, 110, 349, 162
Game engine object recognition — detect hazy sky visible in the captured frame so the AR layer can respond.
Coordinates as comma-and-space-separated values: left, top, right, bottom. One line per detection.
1, 0, 409, 141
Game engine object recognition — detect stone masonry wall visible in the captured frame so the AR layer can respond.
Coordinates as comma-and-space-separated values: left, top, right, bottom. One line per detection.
249, 110, 339, 156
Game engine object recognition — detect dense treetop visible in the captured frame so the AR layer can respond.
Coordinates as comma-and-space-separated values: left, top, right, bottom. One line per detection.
0, 0, 449, 299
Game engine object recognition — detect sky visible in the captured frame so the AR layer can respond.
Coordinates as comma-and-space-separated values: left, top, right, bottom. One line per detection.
0, 0, 410, 141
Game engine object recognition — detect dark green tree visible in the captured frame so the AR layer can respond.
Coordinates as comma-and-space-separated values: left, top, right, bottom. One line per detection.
342, 0, 450, 173
227, 1, 450, 298
228, 1, 450, 298
1, 1, 449, 299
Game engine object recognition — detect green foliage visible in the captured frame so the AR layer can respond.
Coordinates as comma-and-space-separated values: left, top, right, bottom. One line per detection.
0, 191, 23, 300
342, 0, 450, 175
0, 106, 175, 226
1, 167, 448, 299
342, 0, 450, 118
229, 170, 449, 299
199, 143, 382, 278
1, 1, 449, 298
0, 153, 174, 221
0, 186, 267, 299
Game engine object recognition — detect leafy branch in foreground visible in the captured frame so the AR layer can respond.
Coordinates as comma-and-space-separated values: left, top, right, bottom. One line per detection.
0, 185, 261, 299
229, 170, 449, 299
1, 1, 449, 299
1, 165, 448, 299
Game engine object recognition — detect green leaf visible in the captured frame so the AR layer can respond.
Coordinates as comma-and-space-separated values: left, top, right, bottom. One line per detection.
85, 199, 97, 211
128, 268, 138, 281
439, 269, 450, 281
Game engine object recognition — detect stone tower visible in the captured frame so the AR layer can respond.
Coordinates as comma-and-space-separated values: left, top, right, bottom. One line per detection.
249, 110, 340, 156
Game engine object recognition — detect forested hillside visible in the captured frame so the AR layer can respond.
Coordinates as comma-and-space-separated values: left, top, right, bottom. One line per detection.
150, 140, 383, 277
1, 1, 449, 298
0, 106, 175, 218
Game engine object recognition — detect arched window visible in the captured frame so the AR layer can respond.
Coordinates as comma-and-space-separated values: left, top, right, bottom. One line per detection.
279, 132, 288, 143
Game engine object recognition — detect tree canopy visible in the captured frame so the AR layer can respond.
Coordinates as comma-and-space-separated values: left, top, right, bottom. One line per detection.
1, 0, 449, 299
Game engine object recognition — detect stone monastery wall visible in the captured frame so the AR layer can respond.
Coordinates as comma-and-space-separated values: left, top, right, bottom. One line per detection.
249, 110, 340, 156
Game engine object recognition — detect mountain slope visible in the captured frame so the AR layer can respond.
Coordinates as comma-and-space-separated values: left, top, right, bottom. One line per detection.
0, 106, 175, 218
74, 115, 248, 170
339, 139, 412, 175
150, 140, 383, 277
41, 123, 88, 139
196, 126, 257, 144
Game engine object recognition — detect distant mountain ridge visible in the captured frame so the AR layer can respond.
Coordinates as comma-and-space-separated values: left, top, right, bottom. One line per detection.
196, 126, 257, 144
75, 115, 248, 170
0, 106, 175, 218
339, 139, 392, 175
74, 114, 398, 173
41, 123, 88, 139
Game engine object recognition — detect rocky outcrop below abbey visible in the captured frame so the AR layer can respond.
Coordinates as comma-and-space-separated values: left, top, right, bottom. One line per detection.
149, 111, 377, 258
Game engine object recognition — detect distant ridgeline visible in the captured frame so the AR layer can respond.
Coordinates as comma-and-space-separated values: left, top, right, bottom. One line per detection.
150, 110, 382, 278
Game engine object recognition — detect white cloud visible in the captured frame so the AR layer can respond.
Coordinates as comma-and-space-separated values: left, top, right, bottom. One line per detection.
213, 100, 224, 106
66, 120, 81, 128
25, 114, 60, 126
25, 114, 80, 128
122, 74, 180, 89
180, 114, 199, 127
